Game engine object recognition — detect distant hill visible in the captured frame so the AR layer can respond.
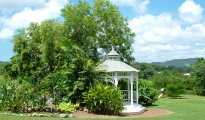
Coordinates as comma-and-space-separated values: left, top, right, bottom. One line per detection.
152, 58, 199, 71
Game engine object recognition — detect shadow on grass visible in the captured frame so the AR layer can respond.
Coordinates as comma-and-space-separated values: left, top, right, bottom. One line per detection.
143, 104, 159, 107
168, 96, 187, 99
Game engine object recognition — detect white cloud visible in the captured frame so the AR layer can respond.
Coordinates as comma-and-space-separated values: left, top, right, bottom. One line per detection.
0, 0, 67, 41
129, 13, 182, 45
196, 43, 205, 46
183, 23, 205, 40
110, 0, 150, 13
129, 12, 205, 62
127, 0, 205, 62
0, 28, 13, 40
178, 0, 204, 23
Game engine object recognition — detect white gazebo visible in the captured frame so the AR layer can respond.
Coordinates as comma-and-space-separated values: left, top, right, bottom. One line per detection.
99, 47, 145, 114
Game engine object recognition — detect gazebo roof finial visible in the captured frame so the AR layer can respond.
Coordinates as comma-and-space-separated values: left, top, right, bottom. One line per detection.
107, 46, 119, 56
111, 46, 115, 51
106, 46, 120, 61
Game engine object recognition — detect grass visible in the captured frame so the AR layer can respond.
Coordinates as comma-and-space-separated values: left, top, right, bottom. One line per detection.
0, 95, 205, 120
143, 95, 205, 120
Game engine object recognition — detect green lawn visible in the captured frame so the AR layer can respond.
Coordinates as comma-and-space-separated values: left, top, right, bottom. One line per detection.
0, 95, 205, 120
144, 95, 205, 120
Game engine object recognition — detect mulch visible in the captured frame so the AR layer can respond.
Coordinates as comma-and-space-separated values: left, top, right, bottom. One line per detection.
73, 108, 173, 118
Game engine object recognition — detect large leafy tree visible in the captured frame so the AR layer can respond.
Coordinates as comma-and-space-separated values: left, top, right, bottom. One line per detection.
61, 0, 135, 63
8, 20, 98, 103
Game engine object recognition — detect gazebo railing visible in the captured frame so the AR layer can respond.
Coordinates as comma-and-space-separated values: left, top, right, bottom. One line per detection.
121, 90, 129, 100
121, 90, 137, 102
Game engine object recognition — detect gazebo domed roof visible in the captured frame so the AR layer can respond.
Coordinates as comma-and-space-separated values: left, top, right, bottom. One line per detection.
99, 48, 139, 72
99, 60, 139, 72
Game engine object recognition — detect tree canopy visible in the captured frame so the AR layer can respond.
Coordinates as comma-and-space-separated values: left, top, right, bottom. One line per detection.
61, 0, 135, 63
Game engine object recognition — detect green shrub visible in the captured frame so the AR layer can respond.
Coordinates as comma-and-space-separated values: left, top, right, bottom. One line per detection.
193, 87, 205, 95
191, 58, 205, 96
84, 83, 123, 115
0, 79, 47, 113
166, 83, 186, 98
152, 74, 187, 90
0, 80, 35, 112
57, 102, 79, 113
138, 80, 158, 106
0, 81, 16, 111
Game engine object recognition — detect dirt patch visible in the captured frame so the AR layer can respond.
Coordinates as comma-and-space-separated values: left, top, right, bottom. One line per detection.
73, 108, 173, 118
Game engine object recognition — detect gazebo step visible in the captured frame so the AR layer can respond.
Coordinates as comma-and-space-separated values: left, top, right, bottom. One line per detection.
121, 104, 145, 115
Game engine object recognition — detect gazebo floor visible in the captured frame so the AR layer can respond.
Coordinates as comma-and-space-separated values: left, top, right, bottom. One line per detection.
121, 101, 145, 115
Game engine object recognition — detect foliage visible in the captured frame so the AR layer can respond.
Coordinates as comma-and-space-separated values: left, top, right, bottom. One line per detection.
39, 70, 76, 104
84, 83, 124, 115
166, 83, 186, 98
57, 102, 79, 113
5, 20, 99, 104
138, 80, 158, 106
151, 71, 187, 89
191, 58, 205, 95
132, 62, 184, 80
183, 76, 195, 91
0, 62, 8, 75
0, 80, 37, 112
140, 69, 155, 80
133, 61, 197, 96
0, 81, 15, 111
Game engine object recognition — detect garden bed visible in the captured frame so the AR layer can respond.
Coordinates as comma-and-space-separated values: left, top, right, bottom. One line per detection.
73, 108, 173, 118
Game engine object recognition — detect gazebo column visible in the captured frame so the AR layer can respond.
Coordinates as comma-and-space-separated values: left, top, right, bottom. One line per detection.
136, 78, 139, 104
114, 72, 118, 86
127, 80, 130, 101
130, 76, 134, 106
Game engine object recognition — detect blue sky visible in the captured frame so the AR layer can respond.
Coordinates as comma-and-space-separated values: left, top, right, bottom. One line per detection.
0, 0, 205, 62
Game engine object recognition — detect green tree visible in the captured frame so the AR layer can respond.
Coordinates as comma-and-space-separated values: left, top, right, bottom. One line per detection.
192, 58, 205, 95
140, 69, 155, 80
8, 23, 42, 82
61, 0, 135, 63
8, 20, 99, 103
152, 71, 186, 90
0, 62, 7, 75
166, 83, 186, 98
